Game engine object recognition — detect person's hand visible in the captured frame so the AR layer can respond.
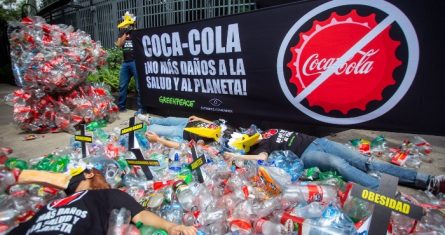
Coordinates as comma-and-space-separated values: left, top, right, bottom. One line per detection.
167, 224, 197, 235
188, 115, 200, 122
145, 131, 160, 142
223, 152, 235, 161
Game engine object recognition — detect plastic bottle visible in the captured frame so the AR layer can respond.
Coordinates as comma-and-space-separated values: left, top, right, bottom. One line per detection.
86, 119, 107, 131
94, 128, 109, 142
230, 218, 253, 235
289, 201, 324, 219
107, 208, 138, 235
160, 202, 183, 224
197, 207, 227, 226
282, 183, 337, 204
5, 158, 28, 170
178, 166, 193, 184
173, 180, 195, 211
192, 182, 214, 211
264, 150, 304, 182
0, 168, 16, 193
300, 203, 357, 235
136, 222, 157, 235
169, 153, 182, 172
255, 218, 286, 235
135, 131, 150, 150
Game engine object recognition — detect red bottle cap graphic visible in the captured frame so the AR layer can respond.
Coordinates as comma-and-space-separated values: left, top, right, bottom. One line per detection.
287, 10, 401, 114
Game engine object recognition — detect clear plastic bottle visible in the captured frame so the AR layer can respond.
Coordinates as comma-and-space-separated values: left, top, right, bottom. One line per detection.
173, 180, 195, 211
255, 219, 286, 235
282, 183, 337, 204
300, 203, 357, 235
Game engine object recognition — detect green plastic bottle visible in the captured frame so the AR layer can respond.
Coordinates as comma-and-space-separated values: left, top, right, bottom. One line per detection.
86, 119, 107, 131
178, 165, 193, 184
136, 221, 157, 235
5, 157, 28, 170
152, 229, 168, 235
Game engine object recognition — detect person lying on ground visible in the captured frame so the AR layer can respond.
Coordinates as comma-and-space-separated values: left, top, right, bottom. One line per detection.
138, 114, 234, 147
10, 168, 197, 235
223, 128, 445, 195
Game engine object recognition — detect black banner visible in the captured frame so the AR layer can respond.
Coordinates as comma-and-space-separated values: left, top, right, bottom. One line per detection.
133, 0, 445, 136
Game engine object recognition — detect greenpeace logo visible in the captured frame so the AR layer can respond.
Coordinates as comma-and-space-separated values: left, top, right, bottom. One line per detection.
159, 96, 195, 108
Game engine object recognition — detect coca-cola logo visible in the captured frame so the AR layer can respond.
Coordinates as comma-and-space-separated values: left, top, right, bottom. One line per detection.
277, 0, 419, 124
302, 49, 378, 77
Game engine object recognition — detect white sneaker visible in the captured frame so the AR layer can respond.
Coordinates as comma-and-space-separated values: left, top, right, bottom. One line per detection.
427, 175, 445, 195
136, 114, 150, 125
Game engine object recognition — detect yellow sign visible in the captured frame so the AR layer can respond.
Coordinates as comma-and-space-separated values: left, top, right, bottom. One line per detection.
361, 189, 410, 214
121, 123, 143, 135
74, 135, 92, 143
126, 159, 160, 166
190, 157, 204, 170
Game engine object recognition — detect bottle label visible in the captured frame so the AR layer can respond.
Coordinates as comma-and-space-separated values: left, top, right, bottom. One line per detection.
230, 219, 252, 233
281, 212, 304, 226
391, 151, 408, 165
307, 185, 322, 202
255, 218, 267, 233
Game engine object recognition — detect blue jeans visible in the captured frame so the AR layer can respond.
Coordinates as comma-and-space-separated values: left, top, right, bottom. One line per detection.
146, 117, 188, 139
118, 61, 143, 110
300, 138, 430, 189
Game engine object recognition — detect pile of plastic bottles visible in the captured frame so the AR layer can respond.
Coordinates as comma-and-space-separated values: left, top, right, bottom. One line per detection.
1, 127, 444, 234
5, 16, 117, 133
4, 83, 118, 133
348, 135, 433, 169
8, 16, 106, 92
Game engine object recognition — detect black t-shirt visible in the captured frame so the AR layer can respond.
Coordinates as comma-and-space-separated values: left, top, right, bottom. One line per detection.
10, 189, 144, 235
248, 129, 316, 157
118, 31, 135, 62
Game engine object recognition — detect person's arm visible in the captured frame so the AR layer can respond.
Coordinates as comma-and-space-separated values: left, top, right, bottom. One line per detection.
188, 115, 213, 124
145, 131, 181, 149
115, 33, 127, 47
132, 210, 196, 235
223, 151, 268, 161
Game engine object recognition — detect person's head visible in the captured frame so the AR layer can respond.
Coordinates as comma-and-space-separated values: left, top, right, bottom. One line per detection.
65, 168, 110, 195
226, 132, 261, 153
118, 11, 136, 29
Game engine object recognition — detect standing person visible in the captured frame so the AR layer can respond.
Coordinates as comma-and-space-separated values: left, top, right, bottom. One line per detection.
10, 168, 197, 235
115, 11, 145, 115
224, 129, 445, 194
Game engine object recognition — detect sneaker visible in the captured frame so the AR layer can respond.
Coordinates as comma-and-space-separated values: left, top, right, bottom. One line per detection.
136, 114, 150, 125
427, 175, 445, 195
134, 109, 147, 116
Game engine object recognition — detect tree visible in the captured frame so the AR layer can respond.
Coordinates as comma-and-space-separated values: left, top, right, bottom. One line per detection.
0, 0, 25, 85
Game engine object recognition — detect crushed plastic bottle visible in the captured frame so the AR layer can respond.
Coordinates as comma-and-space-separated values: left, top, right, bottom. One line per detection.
260, 150, 304, 182
282, 183, 338, 204
300, 203, 358, 235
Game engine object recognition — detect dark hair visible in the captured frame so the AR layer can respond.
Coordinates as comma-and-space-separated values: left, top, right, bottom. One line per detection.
64, 169, 89, 195
64, 168, 110, 195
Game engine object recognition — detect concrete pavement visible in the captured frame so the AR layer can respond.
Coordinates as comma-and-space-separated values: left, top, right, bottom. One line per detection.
1, 82, 444, 194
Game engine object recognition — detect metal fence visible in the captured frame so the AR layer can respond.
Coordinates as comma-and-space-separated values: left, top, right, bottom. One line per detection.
43, 0, 256, 48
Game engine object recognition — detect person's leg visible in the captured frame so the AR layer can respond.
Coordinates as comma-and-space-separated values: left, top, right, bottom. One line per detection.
301, 141, 379, 189
117, 62, 131, 111
149, 117, 189, 126
129, 61, 145, 113
147, 124, 185, 139
315, 138, 431, 189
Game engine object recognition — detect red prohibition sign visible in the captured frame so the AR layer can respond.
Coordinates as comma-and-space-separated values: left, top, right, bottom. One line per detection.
277, 0, 419, 125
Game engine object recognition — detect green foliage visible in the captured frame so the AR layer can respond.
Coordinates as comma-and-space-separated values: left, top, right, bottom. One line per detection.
0, 0, 25, 22
87, 47, 136, 93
